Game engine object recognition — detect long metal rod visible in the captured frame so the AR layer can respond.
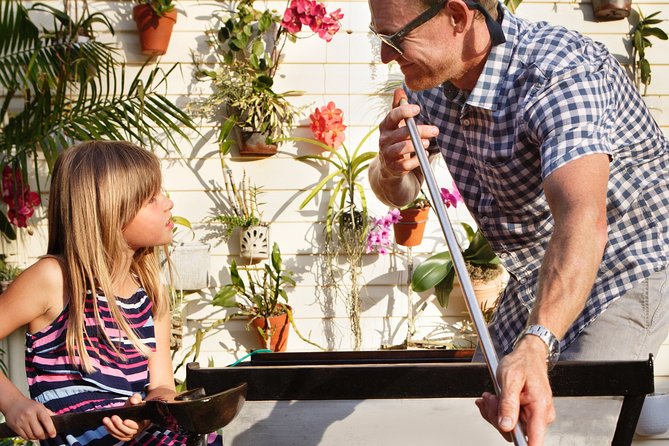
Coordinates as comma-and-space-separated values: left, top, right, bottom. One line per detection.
401, 99, 527, 446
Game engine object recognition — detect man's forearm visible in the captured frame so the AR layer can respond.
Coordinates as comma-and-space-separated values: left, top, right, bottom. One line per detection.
529, 215, 608, 340
368, 156, 423, 208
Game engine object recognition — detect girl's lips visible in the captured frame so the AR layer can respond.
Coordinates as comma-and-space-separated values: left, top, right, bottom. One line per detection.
167, 220, 175, 229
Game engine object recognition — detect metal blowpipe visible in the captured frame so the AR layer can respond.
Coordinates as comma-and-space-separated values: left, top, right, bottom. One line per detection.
399, 97, 528, 446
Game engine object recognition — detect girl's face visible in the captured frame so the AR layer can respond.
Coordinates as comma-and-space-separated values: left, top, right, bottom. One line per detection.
122, 191, 174, 250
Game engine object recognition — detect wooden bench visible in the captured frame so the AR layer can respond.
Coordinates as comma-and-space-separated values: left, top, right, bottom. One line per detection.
187, 350, 654, 446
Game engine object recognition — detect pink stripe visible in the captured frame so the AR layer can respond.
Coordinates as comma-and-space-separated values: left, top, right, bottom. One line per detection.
55, 398, 112, 414
27, 374, 79, 385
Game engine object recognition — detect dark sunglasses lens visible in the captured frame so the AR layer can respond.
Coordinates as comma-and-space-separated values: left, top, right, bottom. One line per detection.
379, 35, 403, 54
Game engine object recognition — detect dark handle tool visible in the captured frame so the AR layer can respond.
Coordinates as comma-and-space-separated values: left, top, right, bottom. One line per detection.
399, 96, 528, 446
0, 383, 247, 439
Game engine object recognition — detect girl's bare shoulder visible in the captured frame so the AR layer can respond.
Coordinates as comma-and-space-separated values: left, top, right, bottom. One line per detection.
0, 257, 67, 335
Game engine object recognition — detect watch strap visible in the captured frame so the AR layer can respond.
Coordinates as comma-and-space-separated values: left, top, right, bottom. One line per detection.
515, 324, 560, 367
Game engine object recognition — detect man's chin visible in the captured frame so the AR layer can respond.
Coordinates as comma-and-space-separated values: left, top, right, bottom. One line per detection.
402, 69, 445, 91
404, 76, 443, 92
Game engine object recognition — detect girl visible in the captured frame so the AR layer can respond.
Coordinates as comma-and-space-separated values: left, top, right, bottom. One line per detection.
0, 141, 221, 445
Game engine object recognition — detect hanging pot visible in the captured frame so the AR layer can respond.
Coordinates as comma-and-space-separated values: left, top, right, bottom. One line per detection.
249, 307, 290, 352
166, 242, 211, 291
393, 207, 430, 247
590, 0, 631, 21
240, 225, 270, 261
133, 4, 177, 56
239, 131, 278, 157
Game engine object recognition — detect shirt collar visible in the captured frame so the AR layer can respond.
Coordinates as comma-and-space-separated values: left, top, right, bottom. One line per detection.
444, 3, 520, 111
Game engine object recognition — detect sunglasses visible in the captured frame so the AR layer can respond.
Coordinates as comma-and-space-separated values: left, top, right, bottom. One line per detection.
369, 0, 506, 55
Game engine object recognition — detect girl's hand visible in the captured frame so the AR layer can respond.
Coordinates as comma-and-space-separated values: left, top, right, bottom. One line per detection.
102, 393, 150, 441
3, 397, 56, 440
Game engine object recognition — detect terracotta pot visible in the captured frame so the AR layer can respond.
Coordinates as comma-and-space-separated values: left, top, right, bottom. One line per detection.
239, 131, 278, 157
591, 0, 631, 21
250, 308, 290, 352
393, 207, 430, 247
471, 276, 504, 310
133, 4, 177, 56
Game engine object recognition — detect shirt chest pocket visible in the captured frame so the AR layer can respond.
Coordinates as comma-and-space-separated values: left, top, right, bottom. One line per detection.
463, 128, 547, 217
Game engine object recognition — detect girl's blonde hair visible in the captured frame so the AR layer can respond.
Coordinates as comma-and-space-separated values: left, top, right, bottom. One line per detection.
47, 140, 169, 372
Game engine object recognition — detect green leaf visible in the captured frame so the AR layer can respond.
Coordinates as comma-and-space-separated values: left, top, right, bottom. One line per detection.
271, 242, 282, 271
640, 58, 651, 85
171, 216, 191, 229
230, 261, 245, 291
411, 252, 453, 292
298, 170, 341, 209
255, 74, 273, 88
645, 28, 668, 40
251, 39, 264, 56
212, 286, 238, 307
0, 211, 16, 241
435, 268, 456, 308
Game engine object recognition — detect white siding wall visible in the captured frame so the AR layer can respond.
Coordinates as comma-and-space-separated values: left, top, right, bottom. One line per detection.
2, 0, 669, 443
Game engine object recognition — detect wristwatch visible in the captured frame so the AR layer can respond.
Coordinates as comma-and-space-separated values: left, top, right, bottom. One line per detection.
515, 324, 560, 367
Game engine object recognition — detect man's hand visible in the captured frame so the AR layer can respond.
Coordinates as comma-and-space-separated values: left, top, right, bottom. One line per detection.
377, 89, 439, 178
369, 88, 439, 207
102, 393, 150, 442
475, 337, 556, 445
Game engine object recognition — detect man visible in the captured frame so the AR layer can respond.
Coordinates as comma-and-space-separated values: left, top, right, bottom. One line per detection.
367, 0, 669, 444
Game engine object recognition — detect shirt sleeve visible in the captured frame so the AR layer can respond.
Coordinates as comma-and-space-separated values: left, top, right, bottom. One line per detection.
524, 61, 618, 180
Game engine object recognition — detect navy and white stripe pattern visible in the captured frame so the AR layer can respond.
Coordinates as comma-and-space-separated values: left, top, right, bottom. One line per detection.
25, 289, 222, 445
407, 3, 669, 354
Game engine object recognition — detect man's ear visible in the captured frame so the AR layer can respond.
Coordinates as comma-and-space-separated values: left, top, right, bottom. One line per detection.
446, 0, 473, 34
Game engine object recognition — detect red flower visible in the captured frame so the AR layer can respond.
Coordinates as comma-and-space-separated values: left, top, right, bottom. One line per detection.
309, 102, 346, 148
2, 165, 40, 228
280, 0, 343, 42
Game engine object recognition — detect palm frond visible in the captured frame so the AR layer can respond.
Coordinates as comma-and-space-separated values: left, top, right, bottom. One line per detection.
0, 0, 197, 239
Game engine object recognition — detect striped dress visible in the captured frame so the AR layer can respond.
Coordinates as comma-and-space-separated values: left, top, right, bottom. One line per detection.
25, 288, 222, 445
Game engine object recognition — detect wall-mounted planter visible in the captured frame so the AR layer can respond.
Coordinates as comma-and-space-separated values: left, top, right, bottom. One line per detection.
166, 241, 211, 291
133, 4, 177, 56
591, 0, 631, 21
239, 131, 278, 157
240, 225, 270, 262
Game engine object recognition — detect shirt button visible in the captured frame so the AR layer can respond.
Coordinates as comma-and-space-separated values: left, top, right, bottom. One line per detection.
480, 216, 489, 224
461, 118, 471, 127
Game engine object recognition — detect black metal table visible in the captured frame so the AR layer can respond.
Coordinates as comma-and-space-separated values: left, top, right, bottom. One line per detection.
187, 350, 654, 446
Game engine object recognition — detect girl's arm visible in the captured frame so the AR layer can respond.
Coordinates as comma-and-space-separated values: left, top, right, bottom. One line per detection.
145, 311, 177, 399
0, 258, 65, 440
102, 310, 176, 441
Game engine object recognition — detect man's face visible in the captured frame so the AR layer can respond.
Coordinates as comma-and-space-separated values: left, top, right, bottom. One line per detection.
369, 0, 466, 91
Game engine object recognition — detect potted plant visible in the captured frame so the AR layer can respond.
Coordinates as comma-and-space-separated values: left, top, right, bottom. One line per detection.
280, 102, 377, 349
211, 168, 268, 262
591, 0, 631, 21
192, 0, 343, 157
393, 196, 431, 247
213, 242, 295, 352
629, 10, 668, 95
411, 223, 504, 311
132, 0, 178, 56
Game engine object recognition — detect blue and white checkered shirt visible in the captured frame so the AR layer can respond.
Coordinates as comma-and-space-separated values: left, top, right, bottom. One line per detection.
407, 4, 669, 354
